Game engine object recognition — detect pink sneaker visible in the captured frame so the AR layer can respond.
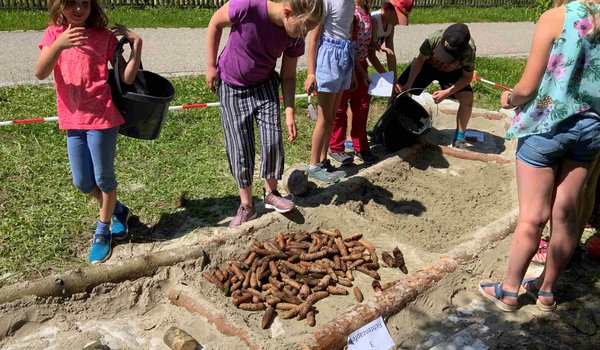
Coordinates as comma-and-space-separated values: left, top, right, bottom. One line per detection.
229, 203, 257, 228
263, 189, 295, 213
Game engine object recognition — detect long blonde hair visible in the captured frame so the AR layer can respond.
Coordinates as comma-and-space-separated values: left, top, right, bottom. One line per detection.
48, 0, 109, 28
285, 0, 324, 31
554, 0, 600, 39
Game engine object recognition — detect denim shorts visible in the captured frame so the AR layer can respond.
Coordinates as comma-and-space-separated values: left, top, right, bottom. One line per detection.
516, 111, 600, 167
316, 36, 354, 93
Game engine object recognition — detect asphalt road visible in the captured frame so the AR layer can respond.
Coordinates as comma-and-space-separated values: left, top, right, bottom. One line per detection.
0, 22, 534, 87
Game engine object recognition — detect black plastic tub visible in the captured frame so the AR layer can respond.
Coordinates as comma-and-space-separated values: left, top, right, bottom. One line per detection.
373, 92, 432, 152
109, 38, 175, 140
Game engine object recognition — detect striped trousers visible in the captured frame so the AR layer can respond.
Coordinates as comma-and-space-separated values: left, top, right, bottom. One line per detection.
218, 73, 284, 189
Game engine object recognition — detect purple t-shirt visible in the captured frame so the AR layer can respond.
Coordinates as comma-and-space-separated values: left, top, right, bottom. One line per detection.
217, 0, 305, 87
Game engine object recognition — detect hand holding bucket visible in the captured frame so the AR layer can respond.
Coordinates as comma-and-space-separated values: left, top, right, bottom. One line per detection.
108, 37, 175, 140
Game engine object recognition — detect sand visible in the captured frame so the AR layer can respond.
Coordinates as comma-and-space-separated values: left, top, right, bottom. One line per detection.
1, 98, 597, 350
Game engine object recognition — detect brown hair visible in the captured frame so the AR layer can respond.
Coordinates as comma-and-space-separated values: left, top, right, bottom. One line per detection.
381, 0, 396, 11
48, 0, 109, 28
554, 0, 599, 39
355, 0, 371, 13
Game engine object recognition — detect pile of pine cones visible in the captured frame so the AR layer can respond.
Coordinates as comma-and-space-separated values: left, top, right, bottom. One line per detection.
202, 227, 408, 329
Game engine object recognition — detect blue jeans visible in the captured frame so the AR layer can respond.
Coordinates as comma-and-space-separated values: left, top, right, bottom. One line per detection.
316, 36, 354, 93
67, 128, 119, 193
517, 111, 600, 167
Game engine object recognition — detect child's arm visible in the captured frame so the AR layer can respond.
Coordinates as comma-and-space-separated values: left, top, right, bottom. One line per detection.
367, 19, 387, 74
280, 54, 298, 142
206, 2, 233, 92
501, 7, 562, 108
34, 24, 87, 80
384, 31, 397, 80
113, 24, 143, 85
304, 21, 323, 94
401, 54, 427, 91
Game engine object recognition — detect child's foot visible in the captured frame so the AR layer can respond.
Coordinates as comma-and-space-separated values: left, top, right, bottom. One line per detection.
355, 151, 379, 165
328, 150, 353, 165
229, 203, 257, 228
478, 280, 518, 312
89, 221, 112, 264
522, 278, 557, 311
451, 139, 468, 149
321, 160, 347, 178
308, 163, 344, 184
111, 205, 131, 240
263, 189, 295, 213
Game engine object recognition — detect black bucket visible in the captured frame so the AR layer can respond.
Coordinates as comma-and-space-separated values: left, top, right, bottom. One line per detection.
108, 38, 175, 140
372, 92, 432, 152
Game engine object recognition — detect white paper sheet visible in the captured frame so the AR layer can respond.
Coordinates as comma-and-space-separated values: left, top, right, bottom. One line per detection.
347, 316, 395, 350
368, 71, 395, 97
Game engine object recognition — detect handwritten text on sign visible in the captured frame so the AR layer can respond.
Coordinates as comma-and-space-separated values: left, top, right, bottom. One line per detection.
347, 316, 395, 350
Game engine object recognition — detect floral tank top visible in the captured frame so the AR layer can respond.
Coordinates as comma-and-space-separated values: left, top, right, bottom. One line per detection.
352, 6, 371, 62
506, 1, 600, 140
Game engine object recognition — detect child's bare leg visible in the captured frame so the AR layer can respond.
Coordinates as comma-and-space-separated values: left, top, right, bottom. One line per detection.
90, 186, 117, 222
317, 92, 345, 162
239, 186, 253, 206
481, 160, 555, 305
454, 91, 473, 134
100, 190, 117, 223
577, 155, 600, 235
264, 179, 277, 193
537, 160, 591, 304
311, 92, 340, 165
90, 186, 102, 206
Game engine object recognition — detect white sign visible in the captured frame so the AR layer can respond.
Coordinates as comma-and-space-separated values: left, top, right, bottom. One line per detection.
347, 316, 395, 350
368, 71, 395, 97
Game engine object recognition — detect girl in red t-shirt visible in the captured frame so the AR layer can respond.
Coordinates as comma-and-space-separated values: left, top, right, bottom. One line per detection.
35, 0, 142, 264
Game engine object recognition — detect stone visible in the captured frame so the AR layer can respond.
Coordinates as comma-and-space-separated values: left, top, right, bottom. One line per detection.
282, 167, 308, 196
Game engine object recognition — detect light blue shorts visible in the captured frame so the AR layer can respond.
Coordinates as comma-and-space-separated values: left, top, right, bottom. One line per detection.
316, 36, 354, 93
516, 111, 600, 167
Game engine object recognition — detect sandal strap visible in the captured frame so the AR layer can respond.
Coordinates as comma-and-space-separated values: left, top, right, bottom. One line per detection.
522, 277, 553, 297
480, 282, 518, 299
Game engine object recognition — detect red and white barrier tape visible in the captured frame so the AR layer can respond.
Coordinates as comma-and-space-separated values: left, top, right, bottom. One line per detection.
475, 77, 512, 91
0, 93, 313, 126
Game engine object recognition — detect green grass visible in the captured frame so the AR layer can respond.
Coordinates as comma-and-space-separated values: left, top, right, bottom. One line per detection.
410, 6, 536, 24
0, 6, 534, 31
0, 7, 216, 31
0, 56, 525, 285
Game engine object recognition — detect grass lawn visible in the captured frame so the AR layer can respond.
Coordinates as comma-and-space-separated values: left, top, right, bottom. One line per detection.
0, 6, 536, 31
0, 56, 525, 285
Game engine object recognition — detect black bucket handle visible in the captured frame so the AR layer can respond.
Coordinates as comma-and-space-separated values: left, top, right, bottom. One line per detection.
112, 37, 146, 97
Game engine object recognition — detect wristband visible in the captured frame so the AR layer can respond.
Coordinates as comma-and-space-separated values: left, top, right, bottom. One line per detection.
307, 74, 316, 79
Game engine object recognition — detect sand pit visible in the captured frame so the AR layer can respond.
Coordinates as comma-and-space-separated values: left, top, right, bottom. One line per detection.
0, 100, 549, 350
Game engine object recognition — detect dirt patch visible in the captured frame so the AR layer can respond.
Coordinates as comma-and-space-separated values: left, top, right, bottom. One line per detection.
0, 103, 531, 350
386, 230, 600, 349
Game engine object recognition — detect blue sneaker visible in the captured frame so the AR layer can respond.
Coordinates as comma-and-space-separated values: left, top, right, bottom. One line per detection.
89, 233, 112, 264
111, 205, 131, 240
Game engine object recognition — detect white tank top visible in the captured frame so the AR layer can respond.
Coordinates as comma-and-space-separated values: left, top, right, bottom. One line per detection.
321, 0, 355, 40
371, 10, 393, 46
